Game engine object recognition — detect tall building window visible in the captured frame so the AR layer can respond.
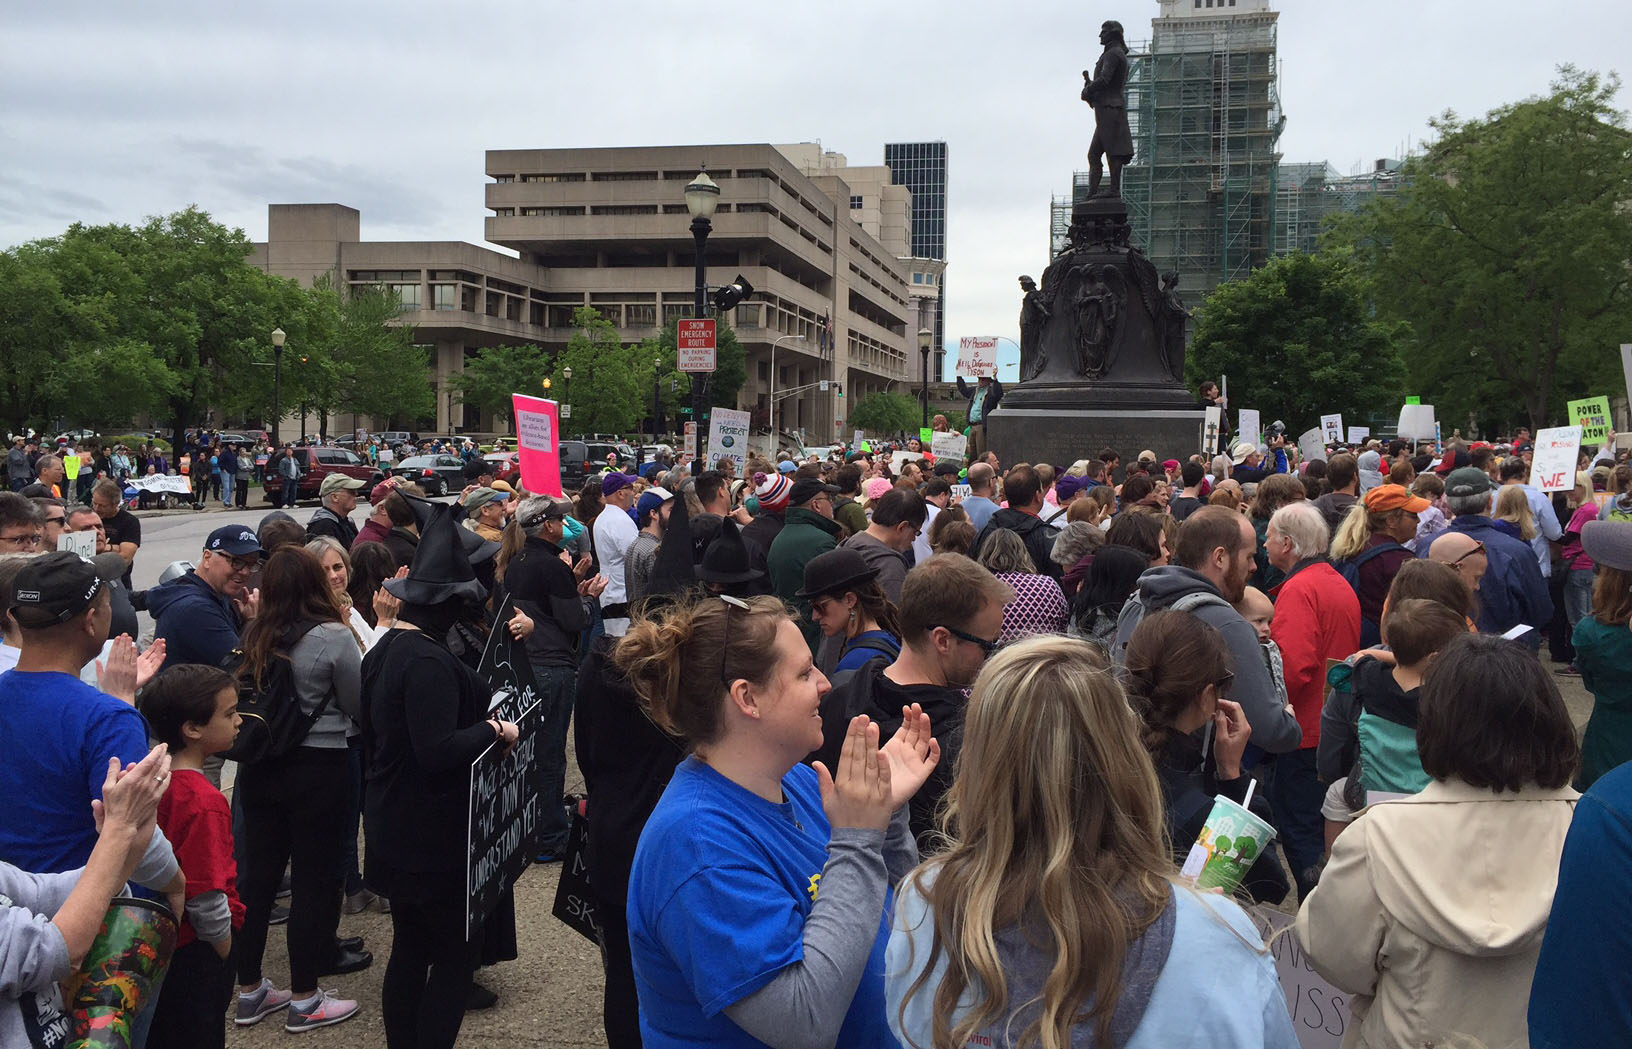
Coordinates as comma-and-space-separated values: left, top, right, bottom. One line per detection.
849, 195, 863, 210
431, 284, 458, 311
388, 283, 420, 311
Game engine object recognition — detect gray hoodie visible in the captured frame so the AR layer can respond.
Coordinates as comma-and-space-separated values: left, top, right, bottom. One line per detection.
1111, 565, 1303, 754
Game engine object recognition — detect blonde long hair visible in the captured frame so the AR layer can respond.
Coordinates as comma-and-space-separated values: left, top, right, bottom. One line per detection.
1493, 485, 1536, 542
1329, 500, 1390, 561
900, 636, 1172, 1049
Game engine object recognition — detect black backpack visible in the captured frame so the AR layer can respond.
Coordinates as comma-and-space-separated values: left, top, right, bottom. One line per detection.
221, 618, 327, 764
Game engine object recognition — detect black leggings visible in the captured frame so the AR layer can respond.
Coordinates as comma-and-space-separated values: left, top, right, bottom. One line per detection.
382, 873, 482, 1049
597, 900, 642, 1049
150, 939, 234, 1048
235, 747, 349, 992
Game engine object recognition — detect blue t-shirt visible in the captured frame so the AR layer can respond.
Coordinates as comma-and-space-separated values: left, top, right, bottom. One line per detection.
627, 757, 899, 1049
0, 671, 151, 873
836, 631, 900, 675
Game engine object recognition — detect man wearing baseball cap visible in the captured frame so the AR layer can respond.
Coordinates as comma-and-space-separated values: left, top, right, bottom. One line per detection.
150, 524, 263, 670
767, 475, 844, 653
0, 550, 186, 903
305, 473, 366, 549
594, 473, 641, 637
460, 486, 508, 543
1424, 467, 1552, 646
625, 486, 674, 609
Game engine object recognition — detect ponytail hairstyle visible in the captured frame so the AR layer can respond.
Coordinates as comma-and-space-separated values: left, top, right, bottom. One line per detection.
1120, 610, 1234, 754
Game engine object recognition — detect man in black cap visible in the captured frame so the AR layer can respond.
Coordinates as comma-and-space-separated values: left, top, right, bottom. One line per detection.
150, 524, 262, 670
766, 475, 844, 653
1424, 467, 1552, 646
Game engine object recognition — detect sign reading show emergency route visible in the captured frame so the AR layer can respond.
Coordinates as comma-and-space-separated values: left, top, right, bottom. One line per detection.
677, 319, 717, 373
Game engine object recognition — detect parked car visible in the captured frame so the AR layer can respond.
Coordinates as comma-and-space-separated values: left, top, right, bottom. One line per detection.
490, 436, 518, 452
260, 446, 385, 504
391, 454, 467, 497
374, 431, 416, 454
483, 451, 521, 485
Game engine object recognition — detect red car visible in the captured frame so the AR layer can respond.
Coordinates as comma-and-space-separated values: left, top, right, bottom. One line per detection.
483, 451, 521, 485
261, 447, 385, 504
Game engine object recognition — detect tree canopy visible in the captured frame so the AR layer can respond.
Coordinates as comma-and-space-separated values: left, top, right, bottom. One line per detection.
449, 343, 550, 429
848, 392, 920, 436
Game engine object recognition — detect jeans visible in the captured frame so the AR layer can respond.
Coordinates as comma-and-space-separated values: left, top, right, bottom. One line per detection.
1268, 747, 1327, 901
530, 664, 578, 855
8, 477, 27, 491
1565, 567, 1596, 631
280, 477, 299, 508
236, 748, 349, 993
382, 874, 482, 1049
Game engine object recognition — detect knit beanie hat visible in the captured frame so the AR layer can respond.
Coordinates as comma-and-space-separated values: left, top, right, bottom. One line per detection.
755, 471, 792, 513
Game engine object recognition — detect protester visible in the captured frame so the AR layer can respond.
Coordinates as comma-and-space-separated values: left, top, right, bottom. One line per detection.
1169, 459, 1207, 521
886, 636, 1297, 1049
1247, 473, 1305, 591
1296, 634, 1580, 1049
616, 594, 937, 1047
1051, 519, 1104, 598
151, 525, 261, 671
1355, 449, 1385, 493
0, 492, 43, 553
1494, 456, 1563, 577
621, 485, 674, 610
1124, 611, 1288, 904
971, 465, 1063, 581
767, 475, 845, 649
799, 548, 903, 676
1407, 471, 1448, 551
276, 443, 302, 508
91, 478, 140, 586
1330, 483, 1426, 647
362, 506, 520, 1048
959, 462, 1000, 532
1570, 521, 1632, 788
234, 444, 255, 508
956, 373, 1002, 460
975, 527, 1069, 643
234, 547, 367, 1033
306, 473, 365, 549
1424, 467, 1552, 645
461, 486, 509, 543
840, 486, 924, 603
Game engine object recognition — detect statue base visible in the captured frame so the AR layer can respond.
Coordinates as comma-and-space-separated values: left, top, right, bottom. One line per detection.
984, 404, 1208, 482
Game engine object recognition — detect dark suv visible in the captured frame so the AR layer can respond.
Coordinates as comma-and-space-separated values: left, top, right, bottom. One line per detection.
261, 447, 385, 504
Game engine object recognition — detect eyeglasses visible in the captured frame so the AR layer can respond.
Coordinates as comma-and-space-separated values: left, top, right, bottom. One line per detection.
43, 515, 66, 526
219, 554, 258, 574
0, 532, 42, 549
1451, 541, 1487, 566
936, 624, 1000, 656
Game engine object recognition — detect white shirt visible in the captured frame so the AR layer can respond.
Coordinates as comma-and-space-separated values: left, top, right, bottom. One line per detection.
912, 504, 941, 565
594, 505, 640, 636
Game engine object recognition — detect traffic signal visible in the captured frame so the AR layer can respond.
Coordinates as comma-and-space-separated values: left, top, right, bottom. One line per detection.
712, 274, 754, 313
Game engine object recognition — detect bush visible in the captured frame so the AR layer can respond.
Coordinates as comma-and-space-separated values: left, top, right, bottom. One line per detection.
106, 434, 171, 453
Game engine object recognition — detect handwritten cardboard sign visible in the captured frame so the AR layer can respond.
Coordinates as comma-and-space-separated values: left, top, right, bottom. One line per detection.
930, 431, 967, 462
466, 699, 543, 939
1247, 904, 1353, 1049
1320, 414, 1344, 445
955, 336, 998, 377
1566, 396, 1612, 446
1532, 425, 1583, 494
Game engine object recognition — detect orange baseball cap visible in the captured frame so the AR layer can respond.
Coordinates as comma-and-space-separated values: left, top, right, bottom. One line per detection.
1363, 484, 1431, 514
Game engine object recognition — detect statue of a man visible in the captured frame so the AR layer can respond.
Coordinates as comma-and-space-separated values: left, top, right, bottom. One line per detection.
1082, 20, 1134, 198
1017, 275, 1051, 381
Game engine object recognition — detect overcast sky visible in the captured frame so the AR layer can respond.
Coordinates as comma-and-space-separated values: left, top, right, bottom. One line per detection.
4, 0, 1627, 379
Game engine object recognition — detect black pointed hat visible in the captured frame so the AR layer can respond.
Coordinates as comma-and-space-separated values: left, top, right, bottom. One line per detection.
696, 517, 764, 585
645, 489, 698, 601
404, 491, 499, 566
384, 502, 487, 606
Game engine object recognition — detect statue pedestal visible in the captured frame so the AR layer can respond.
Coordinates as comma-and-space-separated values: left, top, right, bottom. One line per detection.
985, 405, 1207, 479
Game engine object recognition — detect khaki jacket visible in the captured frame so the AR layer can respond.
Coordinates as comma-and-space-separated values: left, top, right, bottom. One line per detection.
1295, 778, 1578, 1049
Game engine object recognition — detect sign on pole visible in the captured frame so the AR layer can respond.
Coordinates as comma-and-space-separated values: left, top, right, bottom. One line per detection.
1566, 396, 1613, 446
1532, 426, 1584, 493
707, 407, 750, 474
682, 422, 697, 461
1320, 414, 1344, 446
511, 393, 563, 497
1201, 407, 1223, 456
676, 319, 717, 373
955, 336, 998, 377
930, 431, 968, 463
1237, 409, 1262, 447
1346, 426, 1370, 445
1397, 403, 1436, 441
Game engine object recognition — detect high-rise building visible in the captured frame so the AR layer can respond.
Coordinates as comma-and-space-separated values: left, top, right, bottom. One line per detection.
1119, 0, 1283, 298
1274, 158, 1408, 256
884, 142, 948, 376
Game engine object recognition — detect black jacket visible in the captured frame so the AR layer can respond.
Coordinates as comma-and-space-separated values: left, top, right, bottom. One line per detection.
955, 376, 1004, 420
502, 535, 588, 668
973, 507, 1063, 581
1152, 734, 1288, 905
305, 506, 359, 550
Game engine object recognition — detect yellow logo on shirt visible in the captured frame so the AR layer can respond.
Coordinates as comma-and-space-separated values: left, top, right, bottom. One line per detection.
807, 873, 821, 902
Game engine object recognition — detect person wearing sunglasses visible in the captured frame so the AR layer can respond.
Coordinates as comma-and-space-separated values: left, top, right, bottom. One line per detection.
1122, 609, 1288, 905
151, 525, 263, 672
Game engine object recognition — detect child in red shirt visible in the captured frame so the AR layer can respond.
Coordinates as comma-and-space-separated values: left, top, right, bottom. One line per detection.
137, 664, 248, 1047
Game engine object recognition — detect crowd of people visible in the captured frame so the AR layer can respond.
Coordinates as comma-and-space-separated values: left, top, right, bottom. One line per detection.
3, 409, 1632, 1048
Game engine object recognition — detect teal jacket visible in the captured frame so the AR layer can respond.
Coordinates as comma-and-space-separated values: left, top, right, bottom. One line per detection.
767, 507, 844, 652
1573, 615, 1632, 789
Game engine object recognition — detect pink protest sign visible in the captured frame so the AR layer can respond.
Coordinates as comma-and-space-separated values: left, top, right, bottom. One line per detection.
511, 393, 563, 497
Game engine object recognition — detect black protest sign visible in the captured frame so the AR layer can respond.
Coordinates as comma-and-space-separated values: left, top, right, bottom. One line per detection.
479, 594, 541, 723
550, 799, 603, 946
466, 699, 544, 939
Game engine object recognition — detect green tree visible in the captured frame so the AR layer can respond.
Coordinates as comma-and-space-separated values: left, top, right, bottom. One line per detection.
448, 343, 550, 429
1187, 252, 1406, 432
322, 278, 434, 431
549, 308, 643, 436
1325, 68, 1632, 433
849, 392, 920, 436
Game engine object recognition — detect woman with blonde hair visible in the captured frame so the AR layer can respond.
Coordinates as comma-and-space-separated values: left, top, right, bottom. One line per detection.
1492, 483, 1537, 543
887, 637, 1296, 1049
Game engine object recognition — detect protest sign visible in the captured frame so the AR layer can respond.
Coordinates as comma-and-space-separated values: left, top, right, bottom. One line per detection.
1201, 407, 1223, 456
467, 699, 543, 939
1320, 414, 1344, 445
1346, 426, 1370, 445
1622, 345, 1632, 424
1566, 396, 1613, 446
950, 483, 971, 502
1298, 428, 1327, 463
1237, 409, 1262, 447
889, 450, 916, 474
1246, 904, 1352, 1049
682, 422, 696, 461
930, 431, 967, 463
57, 530, 96, 559
918, 427, 933, 446
551, 800, 601, 946
1397, 403, 1436, 440
1405, 395, 1421, 406
479, 595, 542, 723
955, 336, 998, 377
1532, 426, 1583, 493
852, 429, 864, 449
707, 407, 751, 475
127, 474, 193, 495
511, 393, 563, 497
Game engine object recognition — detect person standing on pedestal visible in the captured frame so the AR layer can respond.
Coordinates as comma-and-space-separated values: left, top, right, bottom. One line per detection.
956, 375, 1003, 462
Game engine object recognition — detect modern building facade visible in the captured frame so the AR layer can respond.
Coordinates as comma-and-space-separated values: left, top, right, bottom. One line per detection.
884, 142, 949, 377
1273, 158, 1407, 256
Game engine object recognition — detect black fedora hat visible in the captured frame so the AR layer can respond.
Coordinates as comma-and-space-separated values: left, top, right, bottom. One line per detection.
384, 502, 487, 606
795, 547, 878, 599
696, 517, 764, 585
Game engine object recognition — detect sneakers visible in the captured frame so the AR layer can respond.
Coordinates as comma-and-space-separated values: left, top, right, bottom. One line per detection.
343, 888, 376, 914
269, 903, 290, 925
234, 979, 293, 1027
284, 989, 360, 1033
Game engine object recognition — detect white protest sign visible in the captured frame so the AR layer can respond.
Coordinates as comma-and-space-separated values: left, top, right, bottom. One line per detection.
1320, 414, 1344, 445
1246, 904, 1353, 1048
950, 483, 971, 503
57, 530, 97, 559
930, 431, 967, 462
1621, 344, 1632, 424
1201, 406, 1223, 455
1237, 409, 1262, 446
128, 474, 194, 494
1346, 426, 1370, 445
955, 336, 998, 377
706, 408, 751, 475
516, 406, 554, 454
889, 450, 917, 474
1397, 404, 1436, 440
1532, 425, 1583, 493
1298, 428, 1327, 463
852, 429, 864, 449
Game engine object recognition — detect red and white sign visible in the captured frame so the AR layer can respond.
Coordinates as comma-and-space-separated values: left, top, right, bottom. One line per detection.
511, 393, 563, 497
683, 422, 697, 460
955, 336, 998, 377
1532, 425, 1583, 494
677, 319, 717, 373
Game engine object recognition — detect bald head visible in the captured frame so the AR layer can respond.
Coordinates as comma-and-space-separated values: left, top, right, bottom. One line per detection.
966, 462, 995, 495
1429, 531, 1487, 590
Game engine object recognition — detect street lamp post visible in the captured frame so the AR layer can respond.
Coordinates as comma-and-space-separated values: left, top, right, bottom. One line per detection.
684, 169, 720, 470
918, 328, 933, 432
652, 357, 663, 450
562, 366, 572, 427
768, 333, 802, 455
270, 327, 285, 446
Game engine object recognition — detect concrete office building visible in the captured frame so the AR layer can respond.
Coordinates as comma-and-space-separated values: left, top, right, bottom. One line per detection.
485, 143, 915, 443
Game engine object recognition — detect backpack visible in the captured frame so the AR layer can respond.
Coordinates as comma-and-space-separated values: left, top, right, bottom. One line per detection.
1607, 499, 1632, 524
1333, 541, 1407, 647
221, 619, 327, 764
840, 632, 901, 666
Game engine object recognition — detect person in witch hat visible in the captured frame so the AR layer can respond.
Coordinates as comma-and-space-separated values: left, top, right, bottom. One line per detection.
360, 503, 521, 1047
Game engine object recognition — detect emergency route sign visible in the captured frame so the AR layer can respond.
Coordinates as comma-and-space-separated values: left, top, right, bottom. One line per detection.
677, 319, 717, 372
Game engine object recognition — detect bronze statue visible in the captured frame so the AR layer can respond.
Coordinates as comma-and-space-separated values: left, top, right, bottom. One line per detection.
1068, 263, 1123, 379
1082, 20, 1134, 198
1017, 275, 1052, 381
1157, 271, 1190, 382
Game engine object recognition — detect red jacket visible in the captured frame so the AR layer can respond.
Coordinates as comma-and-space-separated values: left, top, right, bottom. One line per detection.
1270, 559, 1360, 751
